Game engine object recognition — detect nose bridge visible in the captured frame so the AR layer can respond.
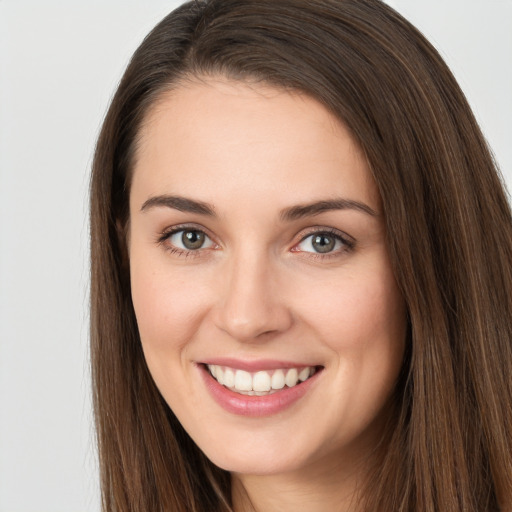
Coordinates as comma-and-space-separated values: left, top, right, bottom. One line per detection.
214, 244, 291, 341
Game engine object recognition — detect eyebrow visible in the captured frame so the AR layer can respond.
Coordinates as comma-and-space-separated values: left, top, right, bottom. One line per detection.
280, 198, 377, 221
140, 195, 216, 216
140, 194, 377, 219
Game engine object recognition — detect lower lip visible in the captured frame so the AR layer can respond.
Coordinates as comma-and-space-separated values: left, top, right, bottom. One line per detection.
199, 365, 321, 417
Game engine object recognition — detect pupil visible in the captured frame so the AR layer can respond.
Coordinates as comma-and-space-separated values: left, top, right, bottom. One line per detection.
182, 230, 205, 250
312, 234, 335, 253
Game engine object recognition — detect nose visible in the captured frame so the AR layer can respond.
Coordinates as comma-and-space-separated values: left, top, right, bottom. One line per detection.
212, 251, 293, 342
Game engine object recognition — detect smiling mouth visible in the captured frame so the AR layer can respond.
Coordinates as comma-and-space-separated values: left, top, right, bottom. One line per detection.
206, 364, 320, 396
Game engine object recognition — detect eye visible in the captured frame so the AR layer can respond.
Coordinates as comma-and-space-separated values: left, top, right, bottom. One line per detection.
165, 228, 216, 251
294, 230, 352, 255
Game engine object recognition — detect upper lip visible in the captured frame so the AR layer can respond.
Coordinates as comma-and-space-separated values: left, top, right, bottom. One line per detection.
199, 357, 321, 372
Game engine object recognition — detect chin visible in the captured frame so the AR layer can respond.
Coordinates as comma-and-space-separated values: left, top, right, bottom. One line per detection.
208, 450, 303, 476
194, 428, 321, 476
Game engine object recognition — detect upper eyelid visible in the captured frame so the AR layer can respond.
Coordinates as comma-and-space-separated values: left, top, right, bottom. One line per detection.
292, 227, 356, 256
295, 226, 354, 243
159, 223, 215, 240
157, 225, 217, 255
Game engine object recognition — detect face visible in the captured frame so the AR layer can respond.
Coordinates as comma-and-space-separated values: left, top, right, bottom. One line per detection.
128, 78, 406, 477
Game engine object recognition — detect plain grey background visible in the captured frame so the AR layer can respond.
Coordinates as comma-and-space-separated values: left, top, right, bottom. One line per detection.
0, 1, 510, 511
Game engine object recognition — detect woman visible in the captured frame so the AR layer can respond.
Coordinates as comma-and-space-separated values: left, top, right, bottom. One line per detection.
90, 0, 512, 510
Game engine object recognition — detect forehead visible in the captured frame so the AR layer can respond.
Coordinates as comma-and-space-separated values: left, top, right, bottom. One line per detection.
131, 78, 379, 211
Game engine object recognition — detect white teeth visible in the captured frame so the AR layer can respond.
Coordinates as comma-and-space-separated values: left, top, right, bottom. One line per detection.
207, 364, 317, 394
271, 369, 285, 390
253, 371, 271, 392
235, 370, 252, 391
223, 368, 235, 388
298, 367, 310, 381
285, 368, 298, 387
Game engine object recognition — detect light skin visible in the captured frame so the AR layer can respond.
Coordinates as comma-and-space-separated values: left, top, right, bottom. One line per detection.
128, 77, 407, 511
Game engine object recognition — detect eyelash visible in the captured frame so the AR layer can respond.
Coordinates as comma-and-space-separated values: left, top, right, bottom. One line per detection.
294, 227, 355, 259
157, 225, 355, 259
157, 224, 217, 258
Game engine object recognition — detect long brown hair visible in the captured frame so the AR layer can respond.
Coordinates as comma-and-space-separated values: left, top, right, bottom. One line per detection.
90, 1, 512, 510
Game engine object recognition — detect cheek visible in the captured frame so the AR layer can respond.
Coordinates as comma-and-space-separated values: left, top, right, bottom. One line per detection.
308, 270, 406, 434
130, 256, 208, 358
304, 259, 406, 409
304, 265, 406, 351
130, 262, 209, 412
